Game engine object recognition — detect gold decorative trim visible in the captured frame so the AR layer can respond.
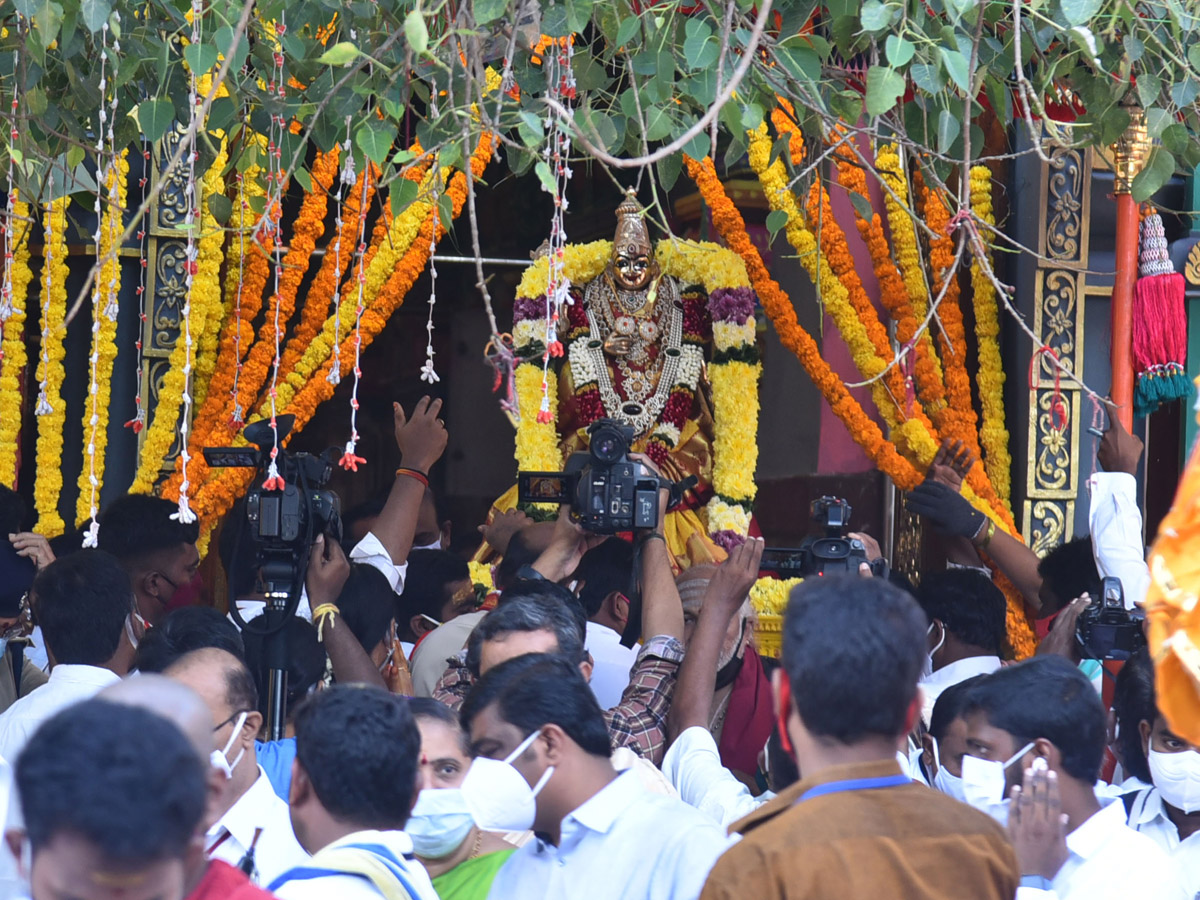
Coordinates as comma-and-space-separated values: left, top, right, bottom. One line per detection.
1186, 242, 1200, 287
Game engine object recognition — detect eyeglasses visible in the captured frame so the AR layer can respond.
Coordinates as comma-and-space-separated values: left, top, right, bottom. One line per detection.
213, 710, 250, 733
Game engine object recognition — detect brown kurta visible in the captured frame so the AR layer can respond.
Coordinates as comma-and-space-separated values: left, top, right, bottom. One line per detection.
700, 758, 1019, 900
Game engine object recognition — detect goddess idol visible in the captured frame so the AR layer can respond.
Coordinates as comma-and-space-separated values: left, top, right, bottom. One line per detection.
505, 190, 761, 566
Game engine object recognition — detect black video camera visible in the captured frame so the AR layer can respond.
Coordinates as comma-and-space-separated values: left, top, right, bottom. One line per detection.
1075, 576, 1146, 661
517, 419, 693, 534
760, 496, 886, 578
203, 415, 342, 599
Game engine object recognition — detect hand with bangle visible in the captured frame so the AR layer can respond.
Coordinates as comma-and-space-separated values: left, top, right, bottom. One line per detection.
905, 480, 994, 546
393, 396, 449, 481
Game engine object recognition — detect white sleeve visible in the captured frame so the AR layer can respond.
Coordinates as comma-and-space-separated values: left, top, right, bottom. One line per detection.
349, 532, 408, 595
661, 726, 766, 829
1016, 889, 1057, 900
1087, 472, 1149, 610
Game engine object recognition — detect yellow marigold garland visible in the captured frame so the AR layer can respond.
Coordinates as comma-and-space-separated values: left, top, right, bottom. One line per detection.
32, 198, 70, 536
130, 148, 227, 495
76, 150, 129, 528
751, 576, 804, 616
969, 165, 1012, 511
0, 193, 34, 486
876, 143, 946, 393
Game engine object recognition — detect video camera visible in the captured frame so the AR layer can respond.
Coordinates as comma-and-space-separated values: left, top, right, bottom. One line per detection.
760, 496, 887, 578
203, 415, 342, 600
1075, 576, 1146, 661
517, 419, 694, 534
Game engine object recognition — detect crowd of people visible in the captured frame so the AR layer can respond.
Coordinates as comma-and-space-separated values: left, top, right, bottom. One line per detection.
0, 396, 1194, 900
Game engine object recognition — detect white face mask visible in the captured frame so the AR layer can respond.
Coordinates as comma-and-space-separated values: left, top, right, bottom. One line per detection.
406, 788, 475, 859
211, 711, 248, 781
929, 737, 967, 803
460, 729, 555, 833
413, 539, 444, 552
419, 613, 443, 630
960, 741, 1036, 824
922, 621, 945, 680
1148, 748, 1200, 814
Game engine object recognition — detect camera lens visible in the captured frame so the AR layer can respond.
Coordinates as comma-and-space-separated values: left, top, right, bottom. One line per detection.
595, 437, 617, 459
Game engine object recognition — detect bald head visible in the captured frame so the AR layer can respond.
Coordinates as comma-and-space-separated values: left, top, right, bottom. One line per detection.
165, 647, 258, 729
101, 674, 214, 759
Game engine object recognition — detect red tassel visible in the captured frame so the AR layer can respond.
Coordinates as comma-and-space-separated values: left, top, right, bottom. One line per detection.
1133, 271, 1187, 374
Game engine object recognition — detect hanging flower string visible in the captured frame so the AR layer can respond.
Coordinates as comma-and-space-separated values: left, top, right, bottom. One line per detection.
124, 142, 151, 435
261, 16, 289, 492
537, 35, 575, 425
327, 118, 354, 386
337, 139, 374, 472
419, 93, 441, 389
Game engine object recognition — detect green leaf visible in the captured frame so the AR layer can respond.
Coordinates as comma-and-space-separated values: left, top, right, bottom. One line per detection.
541, 4, 569, 37
830, 89, 863, 123
207, 193, 232, 226
1190, 43, 1200, 71
534, 160, 556, 195
66, 144, 84, 173
859, 0, 895, 32
1131, 146, 1176, 203
911, 63, 946, 94
1163, 123, 1190, 156
355, 120, 394, 167
1146, 106, 1172, 139
766, 209, 789, 242
1123, 34, 1144, 63
1061, 0, 1102, 27
885, 34, 914, 67
939, 46, 970, 92
138, 98, 176, 144
293, 167, 313, 194
1137, 73, 1162, 108
1171, 80, 1199, 108
214, 24, 249, 74
473, 0, 508, 26
78, 0, 110, 33
577, 108, 619, 151
644, 106, 673, 141
937, 108, 960, 153
30, 0, 63, 50
740, 102, 765, 131
389, 178, 419, 218
849, 190, 874, 223
404, 10, 429, 55
616, 16, 639, 46
865, 67, 905, 117
183, 42, 218, 76
437, 191, 453, 231
657, 153, 682, 193
317, 41, 360, 66
683, 32, 718, 71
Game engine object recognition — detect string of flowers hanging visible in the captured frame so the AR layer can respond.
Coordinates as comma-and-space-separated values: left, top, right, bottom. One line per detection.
0, 33, 20, 481
80, 17, 123, 545
336, 117, 374, 473
535, 34, 574, 425
326, 117, 355, 388
170, 0, 204, 525
420, 95, 441, 386
124, 142, 151, 436
261, 17, 288, 491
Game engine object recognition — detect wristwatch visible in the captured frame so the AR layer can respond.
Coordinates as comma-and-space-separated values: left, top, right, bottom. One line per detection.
1019, 875, 1053, 890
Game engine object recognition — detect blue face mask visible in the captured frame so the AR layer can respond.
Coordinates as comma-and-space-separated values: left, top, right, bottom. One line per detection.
406, 788, 475, 859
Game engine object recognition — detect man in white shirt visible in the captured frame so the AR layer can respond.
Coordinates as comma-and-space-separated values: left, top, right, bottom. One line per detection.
1087, 408, 1149, 610
8, 699, 208, 900
963, 656, 1186, 899
0, 550, 134, 765
268, 685, 438, 900
461, 653, 730, 900
572, 538, 639, 709
916, 569, 1006, 725
165, 647, 307, 887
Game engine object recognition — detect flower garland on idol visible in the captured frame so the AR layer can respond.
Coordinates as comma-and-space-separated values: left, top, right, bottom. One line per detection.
0, 192, 33, 487
32, 197, 70, 536
512, 237, 761, 544
969, 165, 1012, 511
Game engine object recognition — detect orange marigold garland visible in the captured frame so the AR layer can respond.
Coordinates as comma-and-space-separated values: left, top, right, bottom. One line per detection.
683, 153, 923, 490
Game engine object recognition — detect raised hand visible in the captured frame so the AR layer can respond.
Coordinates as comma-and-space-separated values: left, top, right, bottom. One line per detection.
1008, 761, 1069, 882
705, 537, 765, 617
1097, 399, 1143, 476
8, 532, 56, 570
394, 396, 448, 473
928, 439, 976, 493
478, 508, 532, 555
305, 534, 351, 608
905, 481, 986, 542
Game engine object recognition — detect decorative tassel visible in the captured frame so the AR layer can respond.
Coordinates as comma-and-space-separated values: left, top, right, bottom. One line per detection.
1133, 211, 1192, 416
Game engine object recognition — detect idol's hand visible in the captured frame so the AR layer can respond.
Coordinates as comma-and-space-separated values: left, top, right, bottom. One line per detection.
603, 334, 632, 357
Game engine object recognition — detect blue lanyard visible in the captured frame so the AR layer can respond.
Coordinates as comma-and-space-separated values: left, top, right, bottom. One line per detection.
797, 773, 911, 803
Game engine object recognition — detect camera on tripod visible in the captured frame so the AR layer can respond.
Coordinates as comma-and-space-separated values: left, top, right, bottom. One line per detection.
203, 414, 342, 599
516, 419, 693, 534
1075, 576, 1146, 661
760, 496, 887, 578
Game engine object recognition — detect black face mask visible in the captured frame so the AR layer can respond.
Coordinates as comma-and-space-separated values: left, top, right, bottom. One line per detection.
714, 620, 748, 691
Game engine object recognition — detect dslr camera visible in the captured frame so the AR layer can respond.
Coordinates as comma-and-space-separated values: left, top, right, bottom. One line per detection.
760, 496, 887, 578
203, 414, 342, 600
1075, 576, 1146, 661
517, 419, 692, 534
